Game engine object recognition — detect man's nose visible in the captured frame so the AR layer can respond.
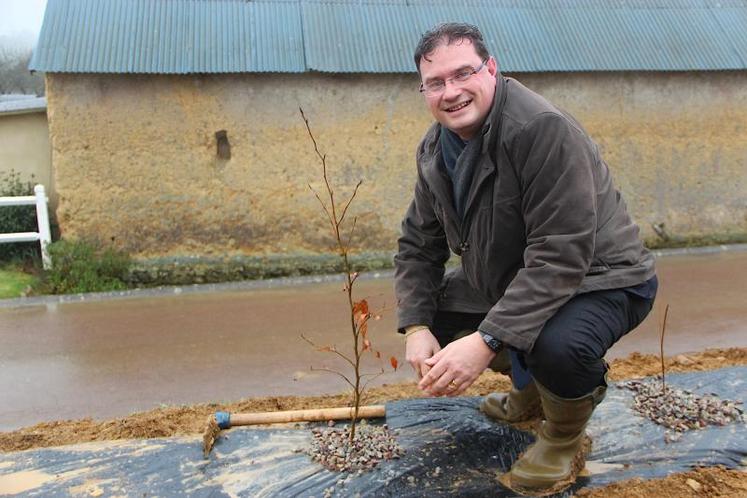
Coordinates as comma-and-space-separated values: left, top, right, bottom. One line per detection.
441, 80, 461, 100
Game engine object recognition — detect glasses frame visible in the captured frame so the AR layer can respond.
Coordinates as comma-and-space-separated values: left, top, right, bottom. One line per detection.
419, 59, 489, 96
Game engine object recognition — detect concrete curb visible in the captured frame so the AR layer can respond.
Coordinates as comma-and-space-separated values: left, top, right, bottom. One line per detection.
2, 243, 746, 309
649, 243, 747, 258
0, 270, 395, 309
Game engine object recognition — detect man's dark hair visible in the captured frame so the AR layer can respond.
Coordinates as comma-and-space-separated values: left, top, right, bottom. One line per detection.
413, 23, 490, 73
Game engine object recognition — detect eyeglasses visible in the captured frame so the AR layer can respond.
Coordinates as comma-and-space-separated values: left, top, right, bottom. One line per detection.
419, 60, 488, 96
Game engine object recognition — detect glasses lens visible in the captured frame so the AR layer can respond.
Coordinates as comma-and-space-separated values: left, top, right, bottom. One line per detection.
453, 69, 473, 82
424, 81, 444, 94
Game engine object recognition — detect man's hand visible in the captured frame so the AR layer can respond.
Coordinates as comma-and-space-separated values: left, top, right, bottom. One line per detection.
405, 328, 442, 380
418, 332, 496, 397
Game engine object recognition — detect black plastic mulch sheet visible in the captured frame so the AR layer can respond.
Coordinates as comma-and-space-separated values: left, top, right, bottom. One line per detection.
1, 367, 744, 497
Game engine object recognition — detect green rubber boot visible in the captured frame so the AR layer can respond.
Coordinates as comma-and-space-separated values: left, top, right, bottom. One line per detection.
508, 381, 607, 490
480, 379, 542, 423
480, 348, 541, 423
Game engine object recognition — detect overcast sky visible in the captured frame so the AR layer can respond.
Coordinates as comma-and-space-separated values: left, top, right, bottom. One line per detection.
0, 0, 48, 48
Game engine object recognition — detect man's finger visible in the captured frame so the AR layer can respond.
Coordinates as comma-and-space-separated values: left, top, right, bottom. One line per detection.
428, 381, 453, 397
430, 371, 457, 394
418, 358, 447, 390
409, 357, 429, 380
449, 375, 475, 397
446, 381, 462, 397
424, 348, 444, 366
419, 363, 431, 380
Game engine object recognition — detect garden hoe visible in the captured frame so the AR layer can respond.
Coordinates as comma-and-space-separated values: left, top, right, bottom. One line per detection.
202, 404, 386, 457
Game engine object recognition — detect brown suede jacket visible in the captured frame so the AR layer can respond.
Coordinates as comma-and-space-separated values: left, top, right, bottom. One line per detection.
394, 75, 656, 352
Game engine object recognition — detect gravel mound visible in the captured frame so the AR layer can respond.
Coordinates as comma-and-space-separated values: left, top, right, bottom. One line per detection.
306, 421, 403, 473
618, 376, 744, 442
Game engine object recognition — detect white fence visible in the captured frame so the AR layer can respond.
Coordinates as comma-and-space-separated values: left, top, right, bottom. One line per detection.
0, 184, 52, 269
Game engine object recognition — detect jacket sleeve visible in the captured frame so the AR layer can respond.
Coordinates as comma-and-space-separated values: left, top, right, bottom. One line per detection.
478, 113, 598, 352
394, 166, 451, 333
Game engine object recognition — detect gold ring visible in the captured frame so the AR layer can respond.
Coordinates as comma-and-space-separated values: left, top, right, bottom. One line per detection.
448, 381, 457, 390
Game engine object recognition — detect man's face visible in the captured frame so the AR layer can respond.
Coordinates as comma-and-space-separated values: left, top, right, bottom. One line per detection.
419, 39, 497, 140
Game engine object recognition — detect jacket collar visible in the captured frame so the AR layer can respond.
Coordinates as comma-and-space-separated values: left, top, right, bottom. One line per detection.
481, 72, 508, 157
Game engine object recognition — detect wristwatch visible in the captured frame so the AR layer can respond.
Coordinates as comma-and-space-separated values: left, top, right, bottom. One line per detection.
479, 331, 504, 354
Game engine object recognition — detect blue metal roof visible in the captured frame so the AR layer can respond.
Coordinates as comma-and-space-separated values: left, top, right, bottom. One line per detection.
29, 0, 747, 74
31, 0, 305, 73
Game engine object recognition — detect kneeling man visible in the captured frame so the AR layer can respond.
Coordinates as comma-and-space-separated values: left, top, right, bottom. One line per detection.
395, 22, 657, 490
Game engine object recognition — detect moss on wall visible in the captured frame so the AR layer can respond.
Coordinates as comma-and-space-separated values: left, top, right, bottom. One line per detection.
126, 251, 396, 286
45, 71, 747, 259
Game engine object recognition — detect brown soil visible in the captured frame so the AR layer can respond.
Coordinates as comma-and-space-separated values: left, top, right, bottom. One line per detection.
1, 347, 745, 495
605, 348, 746, 381
575, 466, 747, 497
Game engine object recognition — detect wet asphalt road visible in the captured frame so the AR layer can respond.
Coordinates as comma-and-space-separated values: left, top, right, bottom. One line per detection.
1, 250, 745, 431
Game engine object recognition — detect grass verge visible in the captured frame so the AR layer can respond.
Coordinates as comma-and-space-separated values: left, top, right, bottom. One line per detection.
0, 266, 37, 299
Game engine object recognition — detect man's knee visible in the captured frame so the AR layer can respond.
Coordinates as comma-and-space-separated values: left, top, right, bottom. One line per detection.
526, 336, 602, 396
527, 337, 587, 378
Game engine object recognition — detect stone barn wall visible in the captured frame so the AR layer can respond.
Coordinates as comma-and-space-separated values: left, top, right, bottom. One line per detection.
44, 70, 747, 259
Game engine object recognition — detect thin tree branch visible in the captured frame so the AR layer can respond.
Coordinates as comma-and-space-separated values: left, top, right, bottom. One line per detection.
360, 369, 385, 394
307, 184, 336, 231
359, 370, 385, 379
300, 333, 318, 348
300, 107, 337, 228
309, 366, 356, 391
301, 334, 356, 369
660, 304, 670, 396
300, 108, 325, 166
338, 180, 363, 226
328, 348, 356, 369
345, 216, 358, 252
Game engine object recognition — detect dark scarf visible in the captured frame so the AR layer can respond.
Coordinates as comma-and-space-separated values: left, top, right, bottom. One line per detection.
439, 127, 483, 221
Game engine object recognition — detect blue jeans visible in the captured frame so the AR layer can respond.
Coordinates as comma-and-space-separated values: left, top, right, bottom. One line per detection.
430, 286, 656, 398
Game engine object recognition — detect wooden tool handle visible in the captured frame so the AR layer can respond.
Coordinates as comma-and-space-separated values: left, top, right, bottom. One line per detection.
228, 404, 386, 426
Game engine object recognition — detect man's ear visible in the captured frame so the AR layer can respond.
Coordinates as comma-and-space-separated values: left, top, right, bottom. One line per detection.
487, 56, 498, 76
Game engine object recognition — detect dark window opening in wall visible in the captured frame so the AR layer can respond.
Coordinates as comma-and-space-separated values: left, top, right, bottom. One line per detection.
215, 130, 231, 160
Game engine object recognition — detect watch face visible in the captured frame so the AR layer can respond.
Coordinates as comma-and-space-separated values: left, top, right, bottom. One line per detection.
480, 332, 502, 353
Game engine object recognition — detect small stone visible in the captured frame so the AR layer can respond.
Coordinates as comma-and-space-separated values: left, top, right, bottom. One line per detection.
328, 420, 336, 427
686, 478, 702, 491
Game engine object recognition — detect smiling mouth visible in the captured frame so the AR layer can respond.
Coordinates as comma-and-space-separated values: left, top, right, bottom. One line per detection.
445, 100, 471, 112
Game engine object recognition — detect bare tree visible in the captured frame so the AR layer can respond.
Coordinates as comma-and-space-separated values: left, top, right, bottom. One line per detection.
299, 108, 397, 443
0, 47, 45, 96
